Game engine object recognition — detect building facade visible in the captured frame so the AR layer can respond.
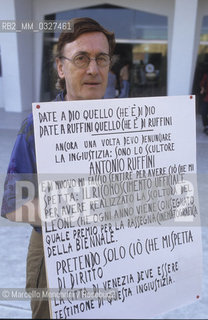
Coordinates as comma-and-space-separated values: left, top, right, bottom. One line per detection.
0, 0, 208, 112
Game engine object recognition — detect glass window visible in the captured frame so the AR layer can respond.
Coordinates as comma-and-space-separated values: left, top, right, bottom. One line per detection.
55, 4, 167, 41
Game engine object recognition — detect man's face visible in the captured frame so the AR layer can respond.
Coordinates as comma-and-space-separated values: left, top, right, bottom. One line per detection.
56, 32, 110, 100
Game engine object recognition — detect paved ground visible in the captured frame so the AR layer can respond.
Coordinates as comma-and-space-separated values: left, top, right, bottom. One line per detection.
0, 108, 207, 319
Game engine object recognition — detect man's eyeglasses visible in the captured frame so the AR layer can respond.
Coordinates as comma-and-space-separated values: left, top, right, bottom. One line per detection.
60, 53, 111, 69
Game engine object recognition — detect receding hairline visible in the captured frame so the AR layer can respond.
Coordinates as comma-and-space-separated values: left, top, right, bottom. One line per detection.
61, 31, 111, 53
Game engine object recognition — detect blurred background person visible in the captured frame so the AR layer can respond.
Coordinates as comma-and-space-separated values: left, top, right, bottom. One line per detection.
118, 59, 130, 98
200, 68, 208, 134
104, 55, 118, 98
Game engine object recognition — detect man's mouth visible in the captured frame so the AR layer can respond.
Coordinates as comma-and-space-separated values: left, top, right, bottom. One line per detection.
84, 82, 101, 86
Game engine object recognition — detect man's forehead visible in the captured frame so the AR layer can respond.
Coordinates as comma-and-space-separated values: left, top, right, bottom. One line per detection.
62, 32, 109, 54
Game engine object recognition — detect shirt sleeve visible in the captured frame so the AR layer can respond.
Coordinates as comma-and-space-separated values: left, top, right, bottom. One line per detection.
1, 113, 38, 218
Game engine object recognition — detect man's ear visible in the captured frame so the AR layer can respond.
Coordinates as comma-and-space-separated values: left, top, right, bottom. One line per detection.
56, 57, 65, 79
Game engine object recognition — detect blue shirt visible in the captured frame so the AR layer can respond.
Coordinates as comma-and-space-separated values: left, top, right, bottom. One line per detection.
1, 92, 65, 232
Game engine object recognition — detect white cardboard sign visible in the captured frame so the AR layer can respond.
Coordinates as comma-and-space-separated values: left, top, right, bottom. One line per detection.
32, 96, 202, 319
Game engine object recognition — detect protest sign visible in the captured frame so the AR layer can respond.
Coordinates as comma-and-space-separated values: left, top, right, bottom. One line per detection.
32, 96, 202, 319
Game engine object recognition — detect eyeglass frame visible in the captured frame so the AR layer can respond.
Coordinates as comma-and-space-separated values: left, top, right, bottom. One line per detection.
59, 52, 112, 69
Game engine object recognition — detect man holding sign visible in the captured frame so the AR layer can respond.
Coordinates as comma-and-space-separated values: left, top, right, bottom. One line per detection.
1, 17, 115, 319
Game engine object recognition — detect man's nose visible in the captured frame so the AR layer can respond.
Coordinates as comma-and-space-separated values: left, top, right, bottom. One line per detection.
86, 59, 99, 75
